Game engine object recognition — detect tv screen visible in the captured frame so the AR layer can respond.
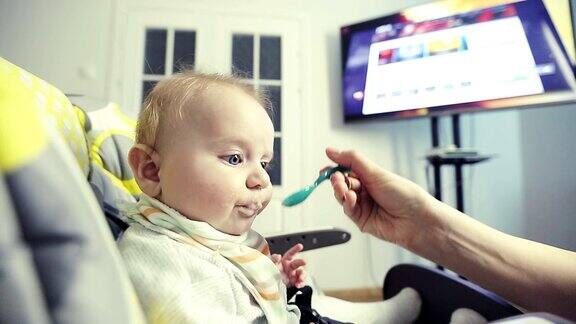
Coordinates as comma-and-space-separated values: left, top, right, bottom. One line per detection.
341, 0, 576, 121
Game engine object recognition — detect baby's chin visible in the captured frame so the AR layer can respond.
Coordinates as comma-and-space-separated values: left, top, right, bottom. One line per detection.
218, 227, 250, 236
213, 219, 255, 236
177, 210, 256, 236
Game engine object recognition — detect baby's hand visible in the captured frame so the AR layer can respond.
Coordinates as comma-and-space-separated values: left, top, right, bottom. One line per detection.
270, 243, 306, 288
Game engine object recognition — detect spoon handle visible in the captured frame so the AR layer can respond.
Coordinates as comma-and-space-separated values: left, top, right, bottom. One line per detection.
315, 165, 352, 185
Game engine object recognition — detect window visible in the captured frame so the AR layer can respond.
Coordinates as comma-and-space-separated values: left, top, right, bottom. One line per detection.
141, 28, 197, 103
232, 33, 283, 185
117, 11, 301, 233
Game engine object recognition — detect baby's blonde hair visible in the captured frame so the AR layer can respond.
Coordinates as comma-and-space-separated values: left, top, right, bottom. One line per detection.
136, 71, 271, 148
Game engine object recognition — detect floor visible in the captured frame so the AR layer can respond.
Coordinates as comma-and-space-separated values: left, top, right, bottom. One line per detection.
324, 287, 383, 302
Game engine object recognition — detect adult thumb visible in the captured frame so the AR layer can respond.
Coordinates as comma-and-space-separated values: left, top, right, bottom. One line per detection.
325, 147, 376, 177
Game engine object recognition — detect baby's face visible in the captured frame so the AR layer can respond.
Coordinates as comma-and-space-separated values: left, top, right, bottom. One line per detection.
156, 86, 275, 235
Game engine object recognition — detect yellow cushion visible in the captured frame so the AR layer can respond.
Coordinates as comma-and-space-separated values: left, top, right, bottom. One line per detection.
0, 56, 146, 324
0, 59, 48, 172
85, 102, 141, 198
0, 57, 89, 176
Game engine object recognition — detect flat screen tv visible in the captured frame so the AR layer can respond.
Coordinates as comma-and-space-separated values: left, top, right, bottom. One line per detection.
341, 0, 576, 121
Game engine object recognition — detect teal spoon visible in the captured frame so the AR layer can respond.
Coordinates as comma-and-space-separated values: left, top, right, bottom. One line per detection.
282, 165, 351, 207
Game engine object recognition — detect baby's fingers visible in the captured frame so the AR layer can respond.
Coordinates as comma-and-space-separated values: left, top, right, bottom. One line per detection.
287, 259, 306, 270
270, 254, 282, 264
283, 243, 304, 260
294, 268, 306, 288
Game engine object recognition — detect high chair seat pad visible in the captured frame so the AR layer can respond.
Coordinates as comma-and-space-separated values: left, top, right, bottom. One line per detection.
0, 56, 145, 323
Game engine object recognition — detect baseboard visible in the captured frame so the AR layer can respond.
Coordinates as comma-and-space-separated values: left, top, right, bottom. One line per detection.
323, 287, 383, 302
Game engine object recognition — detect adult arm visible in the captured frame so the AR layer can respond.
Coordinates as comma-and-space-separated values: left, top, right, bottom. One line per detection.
417, 200, 576, 320
325, 148, 576, 320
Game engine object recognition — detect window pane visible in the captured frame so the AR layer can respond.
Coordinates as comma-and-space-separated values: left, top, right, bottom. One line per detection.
260, 36, 281, 80
142, 81, 158, 104
232, 34, 254, 78
173, 30, 196, 72
262, 85, 281, 132
269, 137, 282, 185
144, 29, 167, 74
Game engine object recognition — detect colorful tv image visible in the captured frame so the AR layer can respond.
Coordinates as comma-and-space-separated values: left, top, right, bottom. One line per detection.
340, 0, 576, 121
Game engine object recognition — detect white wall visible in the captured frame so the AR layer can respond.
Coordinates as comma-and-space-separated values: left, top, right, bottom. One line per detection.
2, 0, 575, 291
520, 104, 576, 250
0, 0, 114, 100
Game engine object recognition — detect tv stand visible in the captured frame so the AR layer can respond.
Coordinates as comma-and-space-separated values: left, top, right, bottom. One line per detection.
427, 114, 492, 213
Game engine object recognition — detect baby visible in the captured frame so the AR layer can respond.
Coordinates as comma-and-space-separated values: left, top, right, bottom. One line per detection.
118, 71, 305, 323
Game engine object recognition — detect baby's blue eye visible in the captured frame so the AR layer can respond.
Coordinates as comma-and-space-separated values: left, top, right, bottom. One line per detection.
261, 161, 269, 169
226, 154, 243, 165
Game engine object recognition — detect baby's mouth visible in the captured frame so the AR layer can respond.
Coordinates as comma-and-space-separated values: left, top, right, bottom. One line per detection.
236, 203, 262, 218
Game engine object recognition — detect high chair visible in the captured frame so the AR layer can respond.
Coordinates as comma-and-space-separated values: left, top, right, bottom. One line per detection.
0, 56, 350, 323
0, 56, 144, 323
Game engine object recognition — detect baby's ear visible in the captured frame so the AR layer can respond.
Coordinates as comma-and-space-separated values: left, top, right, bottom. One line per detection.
128, 144, 162, 197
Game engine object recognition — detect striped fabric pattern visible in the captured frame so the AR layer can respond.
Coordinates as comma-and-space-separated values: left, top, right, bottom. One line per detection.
124, 194, 292, 323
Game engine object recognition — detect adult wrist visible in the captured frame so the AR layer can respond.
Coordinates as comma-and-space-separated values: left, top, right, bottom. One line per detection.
404, 195, 453, 261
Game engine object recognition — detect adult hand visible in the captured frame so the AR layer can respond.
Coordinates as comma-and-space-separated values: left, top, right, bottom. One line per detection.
325, 148, 576, 321
325, 147, 439, 250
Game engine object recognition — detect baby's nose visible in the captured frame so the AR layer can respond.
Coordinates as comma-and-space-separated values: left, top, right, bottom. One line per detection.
246, 167, 271, 190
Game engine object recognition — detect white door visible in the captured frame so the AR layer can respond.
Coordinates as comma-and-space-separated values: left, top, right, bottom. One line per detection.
112, 8, 303, 235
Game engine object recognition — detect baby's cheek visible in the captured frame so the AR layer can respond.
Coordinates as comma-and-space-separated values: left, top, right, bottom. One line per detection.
199, 180, 236, 207
261, 187, 273, 206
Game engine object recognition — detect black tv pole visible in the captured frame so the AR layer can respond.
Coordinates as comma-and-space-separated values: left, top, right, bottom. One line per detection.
431, 116, 442, 202
452, 114, 464, 212
428, 114, 490, 214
